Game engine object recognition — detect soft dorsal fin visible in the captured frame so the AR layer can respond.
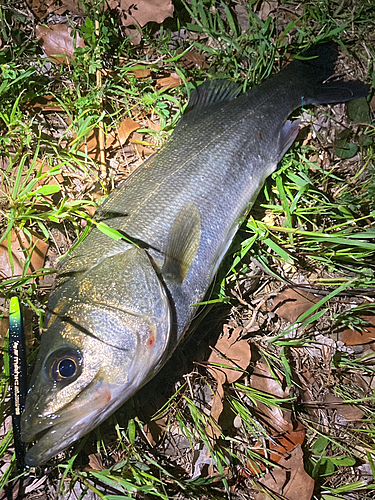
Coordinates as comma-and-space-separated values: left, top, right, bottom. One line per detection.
185, 79, 242, 116
162, 203, 201, 283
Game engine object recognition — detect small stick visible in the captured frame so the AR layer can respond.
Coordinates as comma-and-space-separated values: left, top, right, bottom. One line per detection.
95, 18, 106, 181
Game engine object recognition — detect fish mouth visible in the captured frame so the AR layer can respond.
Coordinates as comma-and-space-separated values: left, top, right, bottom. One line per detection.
23, 379, 116, 467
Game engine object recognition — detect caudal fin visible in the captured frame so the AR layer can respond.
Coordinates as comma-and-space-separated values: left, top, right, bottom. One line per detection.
285, 42, 370, 105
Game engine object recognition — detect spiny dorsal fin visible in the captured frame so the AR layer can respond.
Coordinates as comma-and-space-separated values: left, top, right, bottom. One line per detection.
185, 79, 242, 116
162, 203, 201, 283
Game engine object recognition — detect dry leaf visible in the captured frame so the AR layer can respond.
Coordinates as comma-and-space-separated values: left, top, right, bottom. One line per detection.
234, 3, 250, 32
88, 453, 104, 470
131, 131, 156, 158
207, 326, 251, 385
253, 445, 314, 500
156, 73, 182, 91
246, 362, 307, 474
146, 118, 161, 132
108, 0, 174, 27
142, 415, 168, 447
258, 0, 278, 22
26, 94, 64, 112
206, 326, 251, 438
36, 24, 85, 65
342, 315, 375, 345
129, 66, 152, 78
106, 118, 140, 149
76, 128, 102, 160
179, 49, 208, 70
44, 0, 85, 16
324, 394, 364, 422
0, 230, 48, 278
207, 380, 224, 439
30, 0, 84, 20
0, 314, 9, 345
247, 423, 305, 474
31, 0, 83, 20
251, 362, 292, 432
272, 288, 318, 323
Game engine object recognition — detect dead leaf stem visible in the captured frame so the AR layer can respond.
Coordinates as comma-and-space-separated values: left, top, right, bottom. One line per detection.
95, 18, 106, 181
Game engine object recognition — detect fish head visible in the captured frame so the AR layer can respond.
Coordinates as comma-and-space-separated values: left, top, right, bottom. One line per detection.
21, 245, 172, 466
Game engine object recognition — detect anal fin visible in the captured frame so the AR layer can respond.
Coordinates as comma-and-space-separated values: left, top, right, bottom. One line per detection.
279, 119, 301, 159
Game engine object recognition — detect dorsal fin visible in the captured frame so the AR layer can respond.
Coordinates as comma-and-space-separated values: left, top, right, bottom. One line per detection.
162, 203, 201, 283
185, 79, 242, 116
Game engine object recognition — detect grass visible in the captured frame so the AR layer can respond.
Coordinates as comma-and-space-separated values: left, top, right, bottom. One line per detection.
0, 0, 375, 498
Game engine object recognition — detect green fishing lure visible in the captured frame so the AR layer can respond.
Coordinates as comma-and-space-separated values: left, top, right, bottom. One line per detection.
9, 297, 27, 472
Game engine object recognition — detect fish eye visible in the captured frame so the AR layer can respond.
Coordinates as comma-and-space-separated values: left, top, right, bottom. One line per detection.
56, 358, 77, 379
45, 348, 83, 383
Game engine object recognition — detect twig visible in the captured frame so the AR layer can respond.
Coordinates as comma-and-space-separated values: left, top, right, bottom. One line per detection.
95, 18, 106, 181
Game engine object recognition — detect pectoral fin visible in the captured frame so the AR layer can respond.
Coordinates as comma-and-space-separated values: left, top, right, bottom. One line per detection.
162, 203, 201, 283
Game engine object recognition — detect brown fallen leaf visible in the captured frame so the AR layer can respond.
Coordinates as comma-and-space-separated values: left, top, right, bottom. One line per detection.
146, 118, 161, 132
156, 73, 183, 91
87, 453, 104, 470
0, 230, 48, 278
324, 393, 364, 422
142, 414, 168, 447
207, 326, 251, 385
75, 128, 102, 161
342, 315, 375, 345
128, 66, 152, 78
106, 118, 140, 149
0, 313, 9, 346
246, 423, 305, 474
234, 3, 250, 32
25, 94, 65, 112
245, 362, 306, 473
271, 287, 318, 323
178, 49, 208, 70
29, 0, 48, 20
253, 444, 314, 500
36, 24, 85, 65
35, 0, 85, 17
250, 362, 293, 432
130, 131, 156, 159
207, 381, 224, 439
206, 326, 251, 438
258, 0, 279, 22
108, 0, 174, 27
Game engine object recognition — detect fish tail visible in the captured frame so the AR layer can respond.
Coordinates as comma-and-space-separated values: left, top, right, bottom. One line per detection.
284, 42, 370, 105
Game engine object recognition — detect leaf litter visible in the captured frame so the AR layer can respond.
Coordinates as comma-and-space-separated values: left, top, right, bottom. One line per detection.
36, 24, 85, 65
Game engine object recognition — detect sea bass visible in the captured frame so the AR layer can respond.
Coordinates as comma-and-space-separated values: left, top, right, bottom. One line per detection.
21, 43, 369, 466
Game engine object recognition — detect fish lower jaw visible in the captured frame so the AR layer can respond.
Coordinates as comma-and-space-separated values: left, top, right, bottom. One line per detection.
25, 417, 94, 467
23, 380, 117, 466
23, 378, 144, 466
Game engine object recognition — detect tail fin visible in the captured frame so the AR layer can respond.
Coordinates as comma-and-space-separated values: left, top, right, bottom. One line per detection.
284, 42, 370, 105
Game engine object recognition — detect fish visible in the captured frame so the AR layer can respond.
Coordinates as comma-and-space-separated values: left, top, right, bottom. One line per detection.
21, 43, 370, 466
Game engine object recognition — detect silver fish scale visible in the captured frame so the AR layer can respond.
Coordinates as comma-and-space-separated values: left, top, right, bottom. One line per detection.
93, 89, 289, 339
